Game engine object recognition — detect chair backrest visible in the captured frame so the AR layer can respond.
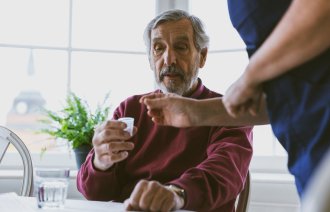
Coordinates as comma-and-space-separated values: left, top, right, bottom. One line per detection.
0, 126, 34, 196
236, 171, 251, 212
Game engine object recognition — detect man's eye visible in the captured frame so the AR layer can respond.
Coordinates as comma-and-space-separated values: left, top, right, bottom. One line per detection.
176, 45, 188, 50
153, 46, 164, 54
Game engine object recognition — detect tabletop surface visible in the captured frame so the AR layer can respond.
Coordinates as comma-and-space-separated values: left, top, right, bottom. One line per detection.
0, 193, 193, 212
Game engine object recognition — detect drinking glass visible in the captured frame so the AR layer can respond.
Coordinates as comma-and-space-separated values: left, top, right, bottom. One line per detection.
34, 168, 70, 209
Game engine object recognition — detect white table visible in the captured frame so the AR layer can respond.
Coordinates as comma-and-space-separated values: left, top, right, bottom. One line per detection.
0, 193, 192, 212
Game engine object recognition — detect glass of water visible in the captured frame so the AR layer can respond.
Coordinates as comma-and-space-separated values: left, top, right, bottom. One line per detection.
34, 168, 70, 209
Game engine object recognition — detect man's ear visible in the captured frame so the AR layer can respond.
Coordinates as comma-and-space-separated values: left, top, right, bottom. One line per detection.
199, 48, 208, 68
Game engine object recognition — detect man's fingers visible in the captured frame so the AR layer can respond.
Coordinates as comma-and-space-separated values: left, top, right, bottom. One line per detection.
124, 199, 134, 211
101, 129, 131, 141
98, 151, 129, 164
150, 187, 173, 211
128, 180, 147, 210
95, 141, 134, 154
93, 130, 131, 147
95, 120, 126, 132
139, 181, 161, 210
126, 181, 179, 211
94, 141, 134, 167
110, 151, 129, 163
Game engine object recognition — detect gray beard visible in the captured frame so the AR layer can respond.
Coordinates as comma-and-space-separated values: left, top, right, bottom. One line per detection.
153, 63, 199, 96
158, 81, 185, 96
157, 76, 198, 96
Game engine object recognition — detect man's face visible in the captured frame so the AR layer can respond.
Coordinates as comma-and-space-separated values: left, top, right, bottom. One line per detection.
149, 18, 207, 96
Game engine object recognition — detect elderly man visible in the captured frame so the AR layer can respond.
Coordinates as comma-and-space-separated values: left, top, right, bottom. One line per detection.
77, 9, 252, 212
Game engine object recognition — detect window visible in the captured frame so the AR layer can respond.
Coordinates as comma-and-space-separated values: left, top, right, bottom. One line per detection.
0, 0, 155, 168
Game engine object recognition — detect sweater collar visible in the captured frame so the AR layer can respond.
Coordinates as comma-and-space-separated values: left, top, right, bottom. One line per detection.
188, 78, 204, 98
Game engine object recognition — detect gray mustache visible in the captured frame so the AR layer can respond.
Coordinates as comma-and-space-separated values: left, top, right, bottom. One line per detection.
160, 66, 184, 81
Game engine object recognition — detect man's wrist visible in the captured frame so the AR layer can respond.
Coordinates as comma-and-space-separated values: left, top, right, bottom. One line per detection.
166, 184, 186, 208
93, 154, 113, 171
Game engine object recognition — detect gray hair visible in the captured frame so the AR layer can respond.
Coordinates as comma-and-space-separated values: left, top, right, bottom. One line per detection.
143, 9, 209, 56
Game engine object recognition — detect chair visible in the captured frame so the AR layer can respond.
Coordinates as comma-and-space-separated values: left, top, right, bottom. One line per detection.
236, 171, 251, 212
0, 126, 33, 196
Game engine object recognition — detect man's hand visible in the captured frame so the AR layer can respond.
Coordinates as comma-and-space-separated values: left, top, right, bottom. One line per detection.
124, 180, 184, 212
92, 120, 136, 171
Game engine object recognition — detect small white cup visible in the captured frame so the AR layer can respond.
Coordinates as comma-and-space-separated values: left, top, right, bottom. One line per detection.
118, 117, 134, 136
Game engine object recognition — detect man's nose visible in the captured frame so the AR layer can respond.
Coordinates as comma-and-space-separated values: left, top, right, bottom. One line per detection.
164, 48, 176, 66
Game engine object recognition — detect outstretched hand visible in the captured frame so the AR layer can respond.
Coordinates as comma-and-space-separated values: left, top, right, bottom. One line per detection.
140, 93, 196, 128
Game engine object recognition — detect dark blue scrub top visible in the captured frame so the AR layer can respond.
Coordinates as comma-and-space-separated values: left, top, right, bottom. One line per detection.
228, 0, 330, 196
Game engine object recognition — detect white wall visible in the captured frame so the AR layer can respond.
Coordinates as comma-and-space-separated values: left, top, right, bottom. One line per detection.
249, 173, 300, 212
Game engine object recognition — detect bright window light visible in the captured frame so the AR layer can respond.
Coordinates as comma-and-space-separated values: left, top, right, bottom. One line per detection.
0, 0, 155, 157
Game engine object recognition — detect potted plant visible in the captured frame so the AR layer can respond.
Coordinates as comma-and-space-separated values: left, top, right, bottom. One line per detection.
40, 92, 110, 169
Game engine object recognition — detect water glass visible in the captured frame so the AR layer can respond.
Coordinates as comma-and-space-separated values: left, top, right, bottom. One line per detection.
34, 168, 70, 209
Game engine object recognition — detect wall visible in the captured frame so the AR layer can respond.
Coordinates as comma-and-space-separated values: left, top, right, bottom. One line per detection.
249, 173, 300, 212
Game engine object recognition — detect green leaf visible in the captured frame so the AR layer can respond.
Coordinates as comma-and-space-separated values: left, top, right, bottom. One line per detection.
39, 92, 111, 150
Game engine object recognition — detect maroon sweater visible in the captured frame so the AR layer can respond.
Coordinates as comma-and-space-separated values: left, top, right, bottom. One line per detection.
77, 80, 253, 212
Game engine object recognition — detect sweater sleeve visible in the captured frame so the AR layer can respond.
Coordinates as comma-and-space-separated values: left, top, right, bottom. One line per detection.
169, 126, 253, 211
76, 149, 121, 201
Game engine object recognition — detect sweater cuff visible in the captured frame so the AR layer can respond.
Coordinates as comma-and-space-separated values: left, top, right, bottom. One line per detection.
90, 152, 116, 174
169, 178, 204, 210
